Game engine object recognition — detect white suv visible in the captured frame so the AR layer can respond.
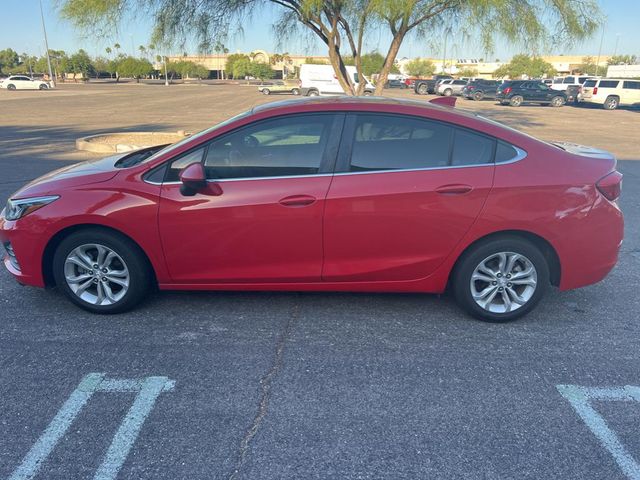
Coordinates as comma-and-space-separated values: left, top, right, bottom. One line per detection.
550, 75, 596, 92
579, 78, 640, 110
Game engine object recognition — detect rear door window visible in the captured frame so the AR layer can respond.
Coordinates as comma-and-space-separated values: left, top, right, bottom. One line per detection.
599, 80, 620, 88
583, 79, 597, 88
349, 114, 453, 171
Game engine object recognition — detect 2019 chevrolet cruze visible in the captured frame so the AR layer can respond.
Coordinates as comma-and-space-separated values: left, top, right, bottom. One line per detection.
0, 97, 623, 321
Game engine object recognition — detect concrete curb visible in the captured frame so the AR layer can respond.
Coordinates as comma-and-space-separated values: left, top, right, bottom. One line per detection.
76, 131, 188, 153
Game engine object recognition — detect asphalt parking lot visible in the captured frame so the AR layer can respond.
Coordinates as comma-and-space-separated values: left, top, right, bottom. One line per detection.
1, 83, 639, 479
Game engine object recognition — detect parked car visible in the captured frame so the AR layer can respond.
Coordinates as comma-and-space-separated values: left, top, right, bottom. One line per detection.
462, 79, 501, 101
300, 64, 374, 96
257, 80, 301, 95
0, 75, 50, 90
436, 79, 468, 96
550, 75, 597, 92
2, 97, 624, 322
414, 75, 453, 95
384, 79, 408, 89
496, 80, 567, 107
579, 78, 640, 110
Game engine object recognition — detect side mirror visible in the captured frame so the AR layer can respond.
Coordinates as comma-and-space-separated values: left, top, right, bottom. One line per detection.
179, 163, 207, 196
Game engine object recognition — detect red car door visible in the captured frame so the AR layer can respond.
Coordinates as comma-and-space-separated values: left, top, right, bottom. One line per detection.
323, 113, 495, 282
158, 113, 343, 284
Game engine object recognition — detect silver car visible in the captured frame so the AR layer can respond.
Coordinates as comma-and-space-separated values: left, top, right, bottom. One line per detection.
436, 79, 468, 96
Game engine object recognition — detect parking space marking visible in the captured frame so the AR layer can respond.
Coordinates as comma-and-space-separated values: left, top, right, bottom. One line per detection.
557, 384, 640, 480
9, 373, 175, 480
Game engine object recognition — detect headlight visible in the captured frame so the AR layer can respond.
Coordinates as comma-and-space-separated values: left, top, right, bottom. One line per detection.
2, 195, 59, 221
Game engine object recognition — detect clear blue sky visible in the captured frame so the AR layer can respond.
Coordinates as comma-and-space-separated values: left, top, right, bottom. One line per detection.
2, 0, 639, 60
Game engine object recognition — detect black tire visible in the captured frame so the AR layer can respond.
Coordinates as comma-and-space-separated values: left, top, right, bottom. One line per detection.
307, 89, 319, 97
52, 229, 152, 314
417, 83, 428, 95
550, 96, 565, 107
262, 88, 270, 95
291, 88, 300, 95
7, 84, 16, 90
443, 88, 453, 97
363, 90, 373, 96
473, 91, 484, 101
510, 95, 523, 107
39, 84, 49, 90
603, 96, 619, 110
451, 236, 550, 322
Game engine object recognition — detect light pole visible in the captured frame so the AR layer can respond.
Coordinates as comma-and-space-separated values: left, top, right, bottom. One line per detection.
595, 26, 605, 77
613, 33, 621, 58
39, 0, 55, 87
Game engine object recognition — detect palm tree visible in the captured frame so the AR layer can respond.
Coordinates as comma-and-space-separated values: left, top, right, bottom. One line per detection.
105, 47, 112, 57
138, 45, 146, 58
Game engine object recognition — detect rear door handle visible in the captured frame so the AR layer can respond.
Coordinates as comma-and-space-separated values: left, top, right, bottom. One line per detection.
435, 184, 473, 195
279, 194, 316, 207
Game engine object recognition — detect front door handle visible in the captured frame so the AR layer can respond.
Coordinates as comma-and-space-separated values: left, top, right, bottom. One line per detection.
279, 194, 316, 207
435, 184, 473, 195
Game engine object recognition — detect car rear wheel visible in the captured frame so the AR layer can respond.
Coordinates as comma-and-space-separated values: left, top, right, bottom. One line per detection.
7, 84, 16, 90
473, 91, 484, 101
550, 96, 564, 107
291, 88, 300, 95
39, 84, 49, 90
262, 88, 270, 95
603, 96, 619, 110
509, 95, 523, 107
307, 89, 319, 97
443, 88, 453, 96
452, 236, 549, 322
417, 83, 428, 95
53, 229, 151, 314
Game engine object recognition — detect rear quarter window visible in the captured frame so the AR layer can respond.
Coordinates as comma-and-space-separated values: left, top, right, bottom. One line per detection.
623, 81, 640, 90
598, 80, 620, 88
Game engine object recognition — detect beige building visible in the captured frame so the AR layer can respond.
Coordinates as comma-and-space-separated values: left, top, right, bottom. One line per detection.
159, 51, 611, 79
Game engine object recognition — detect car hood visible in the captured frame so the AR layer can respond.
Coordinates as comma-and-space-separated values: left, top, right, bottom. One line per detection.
11, 153, 128, 199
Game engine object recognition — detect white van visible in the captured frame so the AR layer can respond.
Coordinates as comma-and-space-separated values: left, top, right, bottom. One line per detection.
579, 78, 640, 109
299, 64, 375, 96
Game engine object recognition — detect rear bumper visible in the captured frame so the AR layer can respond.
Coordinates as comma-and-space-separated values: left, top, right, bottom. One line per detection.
557, 196, 624, 290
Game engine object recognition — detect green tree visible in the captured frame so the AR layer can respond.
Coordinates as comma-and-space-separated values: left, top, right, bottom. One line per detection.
60, 0, 600, 96
117, 56, 153, 82
0, 48, 19, 74
248, 61, 275, 80
403, 58, 436, 77
575, 56, 598, 75
457, 67, 478, 78
607, 54, 637, 65
493, 54, 556, 79
66, 49, 95, 78
232, 56, 252, 79
167, 60, 210, 79
305, 57, 329, 65
225, 53, 250, 79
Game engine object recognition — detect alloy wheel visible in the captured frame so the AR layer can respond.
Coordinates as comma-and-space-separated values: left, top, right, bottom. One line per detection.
470, 252, 537, 314
63, 243, 130, 306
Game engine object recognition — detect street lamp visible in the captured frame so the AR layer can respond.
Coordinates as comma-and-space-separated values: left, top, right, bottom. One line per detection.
39, 0, 55, 88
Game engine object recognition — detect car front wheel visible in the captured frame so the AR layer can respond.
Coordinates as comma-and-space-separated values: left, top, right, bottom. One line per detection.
417, 84, 428, 95
7, 84, 16, 90
262, 88, 270, 95
53, 229, 151, 314
550, 96, 565, 107
39, 84, 49, 90
452, 236, 549, 322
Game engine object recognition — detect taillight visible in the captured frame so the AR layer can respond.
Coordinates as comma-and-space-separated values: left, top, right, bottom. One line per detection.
593, 86, 598, 95
596, 171, 623, 201
503, 87, 512, 94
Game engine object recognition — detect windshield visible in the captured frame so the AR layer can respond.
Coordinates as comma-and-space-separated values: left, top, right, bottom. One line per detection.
141, 109, 253, 164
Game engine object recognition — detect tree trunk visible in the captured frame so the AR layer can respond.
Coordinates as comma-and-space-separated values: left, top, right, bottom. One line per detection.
327, 37, 355, 95
375, 30, 406, 96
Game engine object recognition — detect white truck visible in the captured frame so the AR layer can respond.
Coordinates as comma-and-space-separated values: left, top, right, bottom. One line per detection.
299, 64, 375, 96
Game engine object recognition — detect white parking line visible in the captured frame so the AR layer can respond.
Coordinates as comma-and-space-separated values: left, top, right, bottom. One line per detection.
557, 384, 640, 480
9, 373, 175, 480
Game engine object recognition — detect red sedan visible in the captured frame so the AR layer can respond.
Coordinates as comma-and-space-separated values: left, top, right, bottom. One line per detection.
0, 97, 623, 321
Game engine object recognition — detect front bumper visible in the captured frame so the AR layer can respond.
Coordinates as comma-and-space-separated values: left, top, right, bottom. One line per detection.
0, 216, 47, 287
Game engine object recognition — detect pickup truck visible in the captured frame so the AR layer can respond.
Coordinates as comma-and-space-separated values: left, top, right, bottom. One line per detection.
414, 75, 453, 95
